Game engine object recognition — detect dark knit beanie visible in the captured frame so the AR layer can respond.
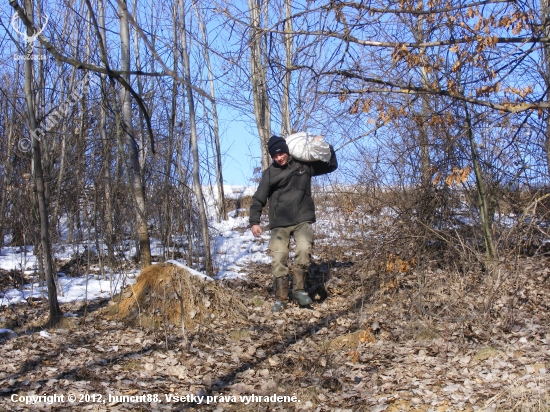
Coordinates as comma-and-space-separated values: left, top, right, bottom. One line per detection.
268, 135, 289, 158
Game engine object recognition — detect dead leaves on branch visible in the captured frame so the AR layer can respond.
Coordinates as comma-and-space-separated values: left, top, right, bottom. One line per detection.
348, 98, 406, 123
391, 45, 441, 72
496, 10, 532, 35
427, 111, 455, 126
432, 165, 471, 187
504, 85, 534, 100
333, 3, 538, 116
475, 83, 501, 97
448, 6, 531, 36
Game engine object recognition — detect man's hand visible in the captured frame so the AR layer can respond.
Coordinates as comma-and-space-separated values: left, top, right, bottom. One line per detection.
251, 224, 263, 237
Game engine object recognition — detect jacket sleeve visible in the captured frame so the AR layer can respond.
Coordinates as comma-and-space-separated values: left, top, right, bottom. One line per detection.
249, 168, 271, 226
312, 145, 338, 177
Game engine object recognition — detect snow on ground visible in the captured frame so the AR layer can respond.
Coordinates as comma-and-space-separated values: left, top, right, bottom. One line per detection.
211, 209, 270, 279
0, 271, 139, 307
223, 185, 256, 199
167, 260, 214, 281
0, 246, 37, 272
1, 184, 529, 307
0, 186, 271, 306
0, 183, 536, 309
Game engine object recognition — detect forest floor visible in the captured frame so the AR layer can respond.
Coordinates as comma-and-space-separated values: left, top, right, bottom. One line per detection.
1, 239, 550, 411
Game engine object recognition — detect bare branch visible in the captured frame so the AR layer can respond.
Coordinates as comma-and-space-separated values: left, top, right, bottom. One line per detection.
328, 0, 512, 16
8, 0, 213, 101
320, 70, 547, 113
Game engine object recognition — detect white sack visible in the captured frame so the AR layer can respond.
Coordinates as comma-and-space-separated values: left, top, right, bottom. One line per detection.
285, 132, 332, 162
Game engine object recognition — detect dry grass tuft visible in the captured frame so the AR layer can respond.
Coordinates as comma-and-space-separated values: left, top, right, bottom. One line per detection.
106, 263, 248, 329
483, 374, 550, 411
328, 329, 375, 350
385, 254, 417, 274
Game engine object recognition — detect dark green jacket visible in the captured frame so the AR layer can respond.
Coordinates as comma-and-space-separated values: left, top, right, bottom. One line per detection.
249, 146, 337, 229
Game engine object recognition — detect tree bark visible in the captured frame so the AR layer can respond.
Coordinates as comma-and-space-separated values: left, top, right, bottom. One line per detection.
132, 0, 148, 176
281, 0, 293, 137
118, 0, 151, 267
541, 0, 550, 179
22, 0, 62, 323
179, 0, 213, 277
193, 0, 227, 222
248, 0, 272, 170
0, 73, 19, 248
162, 2, 178, 261
464, 103, 496, 261
406, 7, 433, 192
95, 0, 116, 269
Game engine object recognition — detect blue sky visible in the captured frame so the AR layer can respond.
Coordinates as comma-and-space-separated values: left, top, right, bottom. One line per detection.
219, 116, 260, 186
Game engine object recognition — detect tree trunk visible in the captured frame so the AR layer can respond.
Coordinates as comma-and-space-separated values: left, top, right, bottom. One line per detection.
73, 18, 91, 247
411, 10, 433, 201
179, 0, 213, 277
248, 0, 272, 170
118, 0, 151, 267
464, 103, 496, 261
22, 0, 62, 323
132, 0, 148, 176
281, 0, 293, 137
97, 0, 116, 269
162, 2, 178, 261
193, 0, 227, 222
0, 74, 19, 248
541, 0, 550, 179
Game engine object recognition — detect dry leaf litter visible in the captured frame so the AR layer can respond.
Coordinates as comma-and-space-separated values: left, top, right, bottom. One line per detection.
1, 243, 549, 411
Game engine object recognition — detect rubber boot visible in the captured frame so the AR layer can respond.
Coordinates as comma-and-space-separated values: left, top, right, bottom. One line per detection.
292, 267, 312, 306
292, 266, 308, 292
271, 300, 287, 312
272, 277, 289, 313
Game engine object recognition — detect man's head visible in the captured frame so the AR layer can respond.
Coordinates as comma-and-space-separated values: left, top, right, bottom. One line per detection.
268, 135, 289, 166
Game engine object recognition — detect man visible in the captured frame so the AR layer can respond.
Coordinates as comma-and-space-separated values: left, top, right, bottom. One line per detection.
249, 135, 338, 312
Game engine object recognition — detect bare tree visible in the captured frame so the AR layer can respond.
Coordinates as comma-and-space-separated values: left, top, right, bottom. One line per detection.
0, 68, 20, 248
96, 0, 116, 269
540, 0, 550, 178
118, 0, 152, 267
21, 0, 62, 322
248, 0, 272, 170
193, 0, 227, 222
179, 0, 213, 276
281, 0, 292, 137
160, 2, 179, 261
463, 102, 496, 260
132, 0, 149, 176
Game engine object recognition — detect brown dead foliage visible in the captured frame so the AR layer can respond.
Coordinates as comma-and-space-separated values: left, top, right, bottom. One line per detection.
106, 263, 247, 329
0, 268, 26, 290
1, 250, 550, 411
385, 254, 417, 273
328, 329, 375, 350
224, 195, 253, 218
3, 185, 550, 411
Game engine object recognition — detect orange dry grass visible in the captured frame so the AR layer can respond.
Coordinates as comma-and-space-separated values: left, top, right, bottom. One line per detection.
385, 254, 417, 273
328, 329, 375, 350
110, 263, 247, 329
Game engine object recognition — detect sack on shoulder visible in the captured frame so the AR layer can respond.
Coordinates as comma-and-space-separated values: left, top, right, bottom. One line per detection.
285, 132, 331, 162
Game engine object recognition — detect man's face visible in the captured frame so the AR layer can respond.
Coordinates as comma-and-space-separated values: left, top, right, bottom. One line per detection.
273, 152, 289, 166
